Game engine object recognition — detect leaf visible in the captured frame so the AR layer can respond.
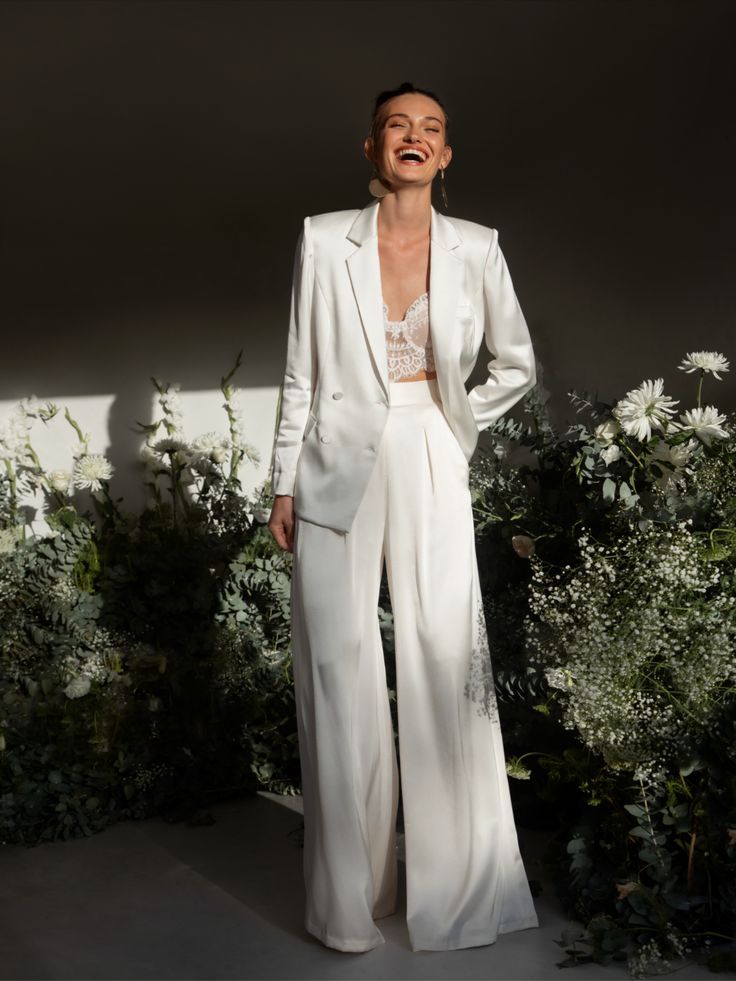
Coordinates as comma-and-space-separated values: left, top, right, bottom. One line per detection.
624, 803, 645, 817
602, 477, 616, 502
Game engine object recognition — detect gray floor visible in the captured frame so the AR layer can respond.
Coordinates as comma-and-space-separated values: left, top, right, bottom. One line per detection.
1, 792, 719, 981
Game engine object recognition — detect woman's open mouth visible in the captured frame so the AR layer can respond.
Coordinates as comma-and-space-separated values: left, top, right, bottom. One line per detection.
395, 147, 428, 166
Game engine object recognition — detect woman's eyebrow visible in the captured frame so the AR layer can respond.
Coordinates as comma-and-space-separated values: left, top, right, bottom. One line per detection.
385, 112, 444, 124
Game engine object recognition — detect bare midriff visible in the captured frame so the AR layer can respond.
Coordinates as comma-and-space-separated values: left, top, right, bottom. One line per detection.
395, 368, 437, 382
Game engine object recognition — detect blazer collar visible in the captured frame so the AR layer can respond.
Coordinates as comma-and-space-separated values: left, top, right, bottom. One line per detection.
346, 197, 462, 252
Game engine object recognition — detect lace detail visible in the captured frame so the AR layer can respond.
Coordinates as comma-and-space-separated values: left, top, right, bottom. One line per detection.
382, 291, 435, 381
464, 601, 500, 724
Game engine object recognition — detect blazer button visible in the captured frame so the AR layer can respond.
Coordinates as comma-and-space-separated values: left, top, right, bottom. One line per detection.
320, 435, 330, 444
332, 391, 343, 400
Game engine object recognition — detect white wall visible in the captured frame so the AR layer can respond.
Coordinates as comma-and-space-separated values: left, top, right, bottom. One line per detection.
0, 387, 280, 533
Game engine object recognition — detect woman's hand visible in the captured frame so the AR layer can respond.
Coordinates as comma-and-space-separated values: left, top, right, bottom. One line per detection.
268, 494, 296, 552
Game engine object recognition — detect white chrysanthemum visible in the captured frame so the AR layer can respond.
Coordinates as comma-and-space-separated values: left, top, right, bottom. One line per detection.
192, 432, 230, 463
647, 439, 696, 491
679, 351, 730, 379
152, 437, 187, 455
612, 379, 679, 442
73, 454, 114, 492
601, 444, 621, 465
594, 419, 621, 445
48, 469, 72, 493
675, 406, 729, 447
64, 675, 91, 699
648, 439, 695, 470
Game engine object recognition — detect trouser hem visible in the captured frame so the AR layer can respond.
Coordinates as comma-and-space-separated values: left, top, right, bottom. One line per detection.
410, 915, 540, 952
305, 918, 385, 953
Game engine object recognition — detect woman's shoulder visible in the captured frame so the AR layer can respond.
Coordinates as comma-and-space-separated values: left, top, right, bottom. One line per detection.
303, 207, 362, 234
444, 213, 498, 250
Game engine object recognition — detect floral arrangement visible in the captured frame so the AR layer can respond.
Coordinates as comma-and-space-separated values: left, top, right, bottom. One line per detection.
0, 355, 299, 844
2, 348, 735, 976
468, 350, 736, 976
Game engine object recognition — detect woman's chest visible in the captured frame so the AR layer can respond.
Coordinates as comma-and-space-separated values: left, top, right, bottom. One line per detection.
377, 236, 430, 323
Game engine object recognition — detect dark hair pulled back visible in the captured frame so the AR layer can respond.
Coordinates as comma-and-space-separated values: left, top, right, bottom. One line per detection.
369, 81, 450, 146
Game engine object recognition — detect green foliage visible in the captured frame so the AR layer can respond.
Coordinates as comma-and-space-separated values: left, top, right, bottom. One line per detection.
0, 362, 296, 846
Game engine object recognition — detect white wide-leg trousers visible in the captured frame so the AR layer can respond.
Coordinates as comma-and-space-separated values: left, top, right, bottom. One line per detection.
290, 378, 539, 953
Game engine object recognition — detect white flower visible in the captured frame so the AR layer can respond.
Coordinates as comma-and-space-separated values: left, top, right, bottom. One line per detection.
252, 507, 272, 524
648, 439, 695, 470
152, 437, 187, 455
601, 444, 621, 464
679, 351, 730, 379
73, 454, 114, 492
192, 432, 230, 463
174, 447, 197, 467
0, 528, 17, 554
594, 419, 621, 445
675, 406, 729, 447
505, 758, 532, 780
140, 443, 162, 468
64, 675, 91, 699
48, 469, 72, 493
647, 439, 696, 491
612, 379, 679, 442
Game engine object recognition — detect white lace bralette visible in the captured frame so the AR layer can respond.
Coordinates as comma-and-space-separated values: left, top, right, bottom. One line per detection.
382, 291, 435, 382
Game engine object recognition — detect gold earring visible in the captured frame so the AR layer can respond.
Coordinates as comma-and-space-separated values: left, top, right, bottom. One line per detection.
440, 168, 449, 210
368, 167, 390, 198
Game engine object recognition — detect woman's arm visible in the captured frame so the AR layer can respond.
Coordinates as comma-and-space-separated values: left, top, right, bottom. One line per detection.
466, 228, 536, 430
270, 215, 316, 497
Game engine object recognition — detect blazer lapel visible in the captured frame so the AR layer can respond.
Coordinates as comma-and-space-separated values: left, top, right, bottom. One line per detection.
346, 198, 463, 400
346, 200, 389, 396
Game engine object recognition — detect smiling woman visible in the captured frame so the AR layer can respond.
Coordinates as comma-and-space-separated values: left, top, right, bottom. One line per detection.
267, 79, 539, 954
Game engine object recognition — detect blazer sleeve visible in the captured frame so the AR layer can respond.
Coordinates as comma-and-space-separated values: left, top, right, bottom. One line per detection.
466, 228, 536, 431
270, 216, 315, 496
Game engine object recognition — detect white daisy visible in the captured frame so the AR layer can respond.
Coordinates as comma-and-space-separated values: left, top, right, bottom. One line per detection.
72, 454, 114, 492
675, 406, 729, 447
679, 351, 730, 379
612, 379, 679, 442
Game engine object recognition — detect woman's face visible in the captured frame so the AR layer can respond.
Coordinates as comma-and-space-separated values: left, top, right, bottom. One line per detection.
365, 92, 452, 190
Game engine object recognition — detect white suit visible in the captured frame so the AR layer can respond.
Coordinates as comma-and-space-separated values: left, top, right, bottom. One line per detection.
271, 198, 540, 953
271, 198, 537, 532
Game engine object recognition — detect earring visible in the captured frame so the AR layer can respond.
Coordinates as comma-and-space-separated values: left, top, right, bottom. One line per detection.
368, 167, 390, 198
440, 167, 449, 210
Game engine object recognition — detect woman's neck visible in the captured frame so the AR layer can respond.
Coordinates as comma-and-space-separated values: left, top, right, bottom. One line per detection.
377, 188, 431, 245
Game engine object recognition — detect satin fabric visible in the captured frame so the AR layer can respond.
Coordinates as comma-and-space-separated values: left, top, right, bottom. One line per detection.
290, 378, 539, 953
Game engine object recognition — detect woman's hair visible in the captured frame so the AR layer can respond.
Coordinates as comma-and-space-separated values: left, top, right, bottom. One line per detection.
369, 81, 450, 147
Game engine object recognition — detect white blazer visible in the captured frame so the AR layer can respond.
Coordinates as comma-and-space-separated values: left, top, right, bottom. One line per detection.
270, 198, 536, 533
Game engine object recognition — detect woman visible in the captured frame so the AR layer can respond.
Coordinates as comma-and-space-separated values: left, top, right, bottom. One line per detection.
268, 81, 539, 954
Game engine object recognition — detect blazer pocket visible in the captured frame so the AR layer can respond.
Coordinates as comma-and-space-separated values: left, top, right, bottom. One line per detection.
302, 412, 318, 441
